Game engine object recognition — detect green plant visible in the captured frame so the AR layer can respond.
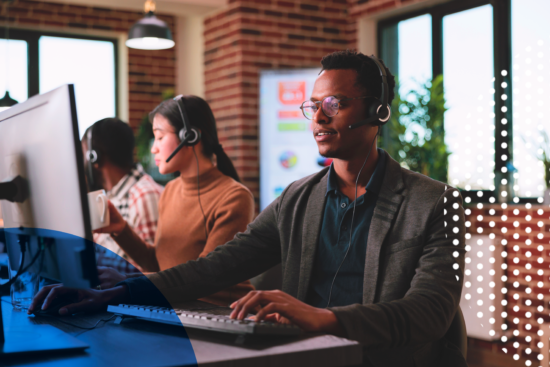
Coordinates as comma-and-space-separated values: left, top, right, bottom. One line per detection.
379, 75, 450, 183
535, 131, 550, 188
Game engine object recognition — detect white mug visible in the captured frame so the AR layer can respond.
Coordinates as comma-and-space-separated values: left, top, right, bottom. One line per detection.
87, 190, 110, 230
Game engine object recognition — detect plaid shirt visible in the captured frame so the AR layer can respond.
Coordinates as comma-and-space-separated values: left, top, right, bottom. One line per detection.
95, 164, 163, 273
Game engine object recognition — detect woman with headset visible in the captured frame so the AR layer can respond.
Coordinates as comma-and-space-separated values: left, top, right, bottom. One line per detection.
95, 95, 255, 306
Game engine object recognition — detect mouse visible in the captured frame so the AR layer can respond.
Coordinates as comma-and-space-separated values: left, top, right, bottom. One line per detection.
32, 294, 78, 317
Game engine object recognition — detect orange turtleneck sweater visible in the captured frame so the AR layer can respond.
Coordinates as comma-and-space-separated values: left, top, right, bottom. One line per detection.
113, 166, 255, 305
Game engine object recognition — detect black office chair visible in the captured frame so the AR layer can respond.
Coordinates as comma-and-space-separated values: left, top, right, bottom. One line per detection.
444, 306, 468, 359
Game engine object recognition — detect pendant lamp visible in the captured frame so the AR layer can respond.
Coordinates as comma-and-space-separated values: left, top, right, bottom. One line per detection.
126, 0, 175, 50
0, 91, 17, 110
0, 1, 18, 112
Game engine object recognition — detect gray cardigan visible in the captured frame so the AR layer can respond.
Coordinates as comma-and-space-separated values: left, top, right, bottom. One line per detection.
136, 152, 466, 367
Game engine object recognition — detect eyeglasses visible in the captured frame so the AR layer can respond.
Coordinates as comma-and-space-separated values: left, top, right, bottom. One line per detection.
299, 96, 371, 120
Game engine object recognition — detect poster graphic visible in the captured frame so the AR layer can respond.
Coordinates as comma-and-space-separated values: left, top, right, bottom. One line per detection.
259, 69, 322, 210
279, 151, 298, 169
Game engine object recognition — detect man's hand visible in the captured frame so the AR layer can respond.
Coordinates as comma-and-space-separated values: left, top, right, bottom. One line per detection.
27, 284, 129, 316
229, 290, 345, 336
98, 266, 127, 290
93, 201, 127, 235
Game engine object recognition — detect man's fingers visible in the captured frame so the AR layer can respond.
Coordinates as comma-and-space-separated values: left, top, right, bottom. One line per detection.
59, 297, 97, 315
41, 286, 73, 310
255, 303, 288, 322
28, 284, 59, 313
229, 292, 257, 318
237, 292, 273, 320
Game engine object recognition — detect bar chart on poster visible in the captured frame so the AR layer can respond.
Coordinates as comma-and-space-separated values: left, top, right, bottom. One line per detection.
259, 69, 328, 210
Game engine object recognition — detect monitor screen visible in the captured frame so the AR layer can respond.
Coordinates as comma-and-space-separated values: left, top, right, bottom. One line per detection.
0, 85, 98, 288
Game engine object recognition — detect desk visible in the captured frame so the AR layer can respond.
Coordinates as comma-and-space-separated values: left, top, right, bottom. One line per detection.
1, 297, 362, 367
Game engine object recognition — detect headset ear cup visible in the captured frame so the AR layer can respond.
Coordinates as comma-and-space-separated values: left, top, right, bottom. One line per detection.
365, 98, 382, 121
377, 106, 391, 126
177, 128, 201, 145
187, 129, 200, 145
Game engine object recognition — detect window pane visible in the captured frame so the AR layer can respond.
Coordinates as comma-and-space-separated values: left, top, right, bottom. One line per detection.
444, 5, 494, 190
398, 14, 432, 96
39, 36, 115, 136
511, 0, 550, 198
0, 40, 28, 108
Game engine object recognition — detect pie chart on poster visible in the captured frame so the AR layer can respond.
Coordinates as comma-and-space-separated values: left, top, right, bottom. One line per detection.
279, 151, 298, 169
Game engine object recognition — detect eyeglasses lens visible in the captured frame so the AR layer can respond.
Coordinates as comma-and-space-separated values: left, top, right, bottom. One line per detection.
301, 101, 316, 120
321, 96, 339, 117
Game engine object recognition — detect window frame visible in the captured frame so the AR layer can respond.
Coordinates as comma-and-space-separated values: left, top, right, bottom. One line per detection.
377, 0, 531, 204
0, 28, 119, 118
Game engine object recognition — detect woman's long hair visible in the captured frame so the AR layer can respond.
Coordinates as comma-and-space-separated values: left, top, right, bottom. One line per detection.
149, 95, 241, 182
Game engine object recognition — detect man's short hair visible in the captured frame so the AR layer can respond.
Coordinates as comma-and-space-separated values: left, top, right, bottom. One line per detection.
320, 49, 396, 105
83, 117, 135, 170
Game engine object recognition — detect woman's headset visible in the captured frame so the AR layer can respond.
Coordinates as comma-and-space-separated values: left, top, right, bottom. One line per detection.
165, 95, 201, 163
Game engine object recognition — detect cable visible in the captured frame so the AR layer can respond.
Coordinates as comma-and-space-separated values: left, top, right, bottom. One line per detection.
0, 236, 50, 292
0, 236, 28, 291
326, 127, 380, 308
193, 146, 208, 242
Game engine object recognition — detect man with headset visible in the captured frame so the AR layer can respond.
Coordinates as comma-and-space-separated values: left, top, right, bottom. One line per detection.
31, 50, 466, 366
82, 118, 164, 277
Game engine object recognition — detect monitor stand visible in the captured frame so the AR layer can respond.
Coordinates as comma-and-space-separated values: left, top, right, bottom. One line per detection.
0, 296, 89, 356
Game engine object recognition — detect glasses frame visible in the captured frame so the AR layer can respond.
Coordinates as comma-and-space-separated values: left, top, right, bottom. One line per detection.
299, 95, 372, 120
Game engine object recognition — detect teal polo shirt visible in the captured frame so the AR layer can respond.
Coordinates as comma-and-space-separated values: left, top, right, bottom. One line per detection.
307, 149, 387, 308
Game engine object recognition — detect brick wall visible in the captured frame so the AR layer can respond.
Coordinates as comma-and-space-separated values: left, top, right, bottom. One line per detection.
0, 0, 176, 130
203, 0, 357, 205
467, 203, 550, 365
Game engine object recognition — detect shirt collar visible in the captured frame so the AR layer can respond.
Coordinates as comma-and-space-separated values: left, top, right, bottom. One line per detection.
107, 164, 144, 199
325, 148, 387, 197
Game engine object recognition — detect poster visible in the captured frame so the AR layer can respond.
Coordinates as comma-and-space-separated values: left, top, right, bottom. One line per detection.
259, 68, 329, 210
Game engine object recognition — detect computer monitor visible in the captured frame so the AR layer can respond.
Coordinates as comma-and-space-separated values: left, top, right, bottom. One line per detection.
0, 84, 98, 287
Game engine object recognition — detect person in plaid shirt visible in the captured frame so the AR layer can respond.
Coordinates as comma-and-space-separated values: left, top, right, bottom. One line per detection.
82, 118, 163, 274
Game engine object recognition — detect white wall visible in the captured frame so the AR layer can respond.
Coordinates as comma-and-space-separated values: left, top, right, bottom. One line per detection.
176, 15, 205, 98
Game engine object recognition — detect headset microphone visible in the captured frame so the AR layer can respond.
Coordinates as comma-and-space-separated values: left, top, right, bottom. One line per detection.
166, 95, 201, 163
348, 55, 391, 130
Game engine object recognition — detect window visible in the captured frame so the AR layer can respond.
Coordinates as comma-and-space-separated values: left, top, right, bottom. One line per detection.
0, 30, 117, 136
0, 40, 28, 110
511, 0, 550, 199
378, 0, 527, 203
39, 36, 116, 135
398, 15, 432, 98
443, 5, 494, 191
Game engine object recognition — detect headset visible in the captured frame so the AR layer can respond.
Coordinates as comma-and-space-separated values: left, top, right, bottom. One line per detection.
348, 55, 392, 130
165, 95, 201, 163
326, 55, 391, 307
86, 125, 99, 189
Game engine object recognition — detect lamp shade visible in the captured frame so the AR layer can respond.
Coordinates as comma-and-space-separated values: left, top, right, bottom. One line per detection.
126, 12, 175, 50
0, 91, 18, 111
